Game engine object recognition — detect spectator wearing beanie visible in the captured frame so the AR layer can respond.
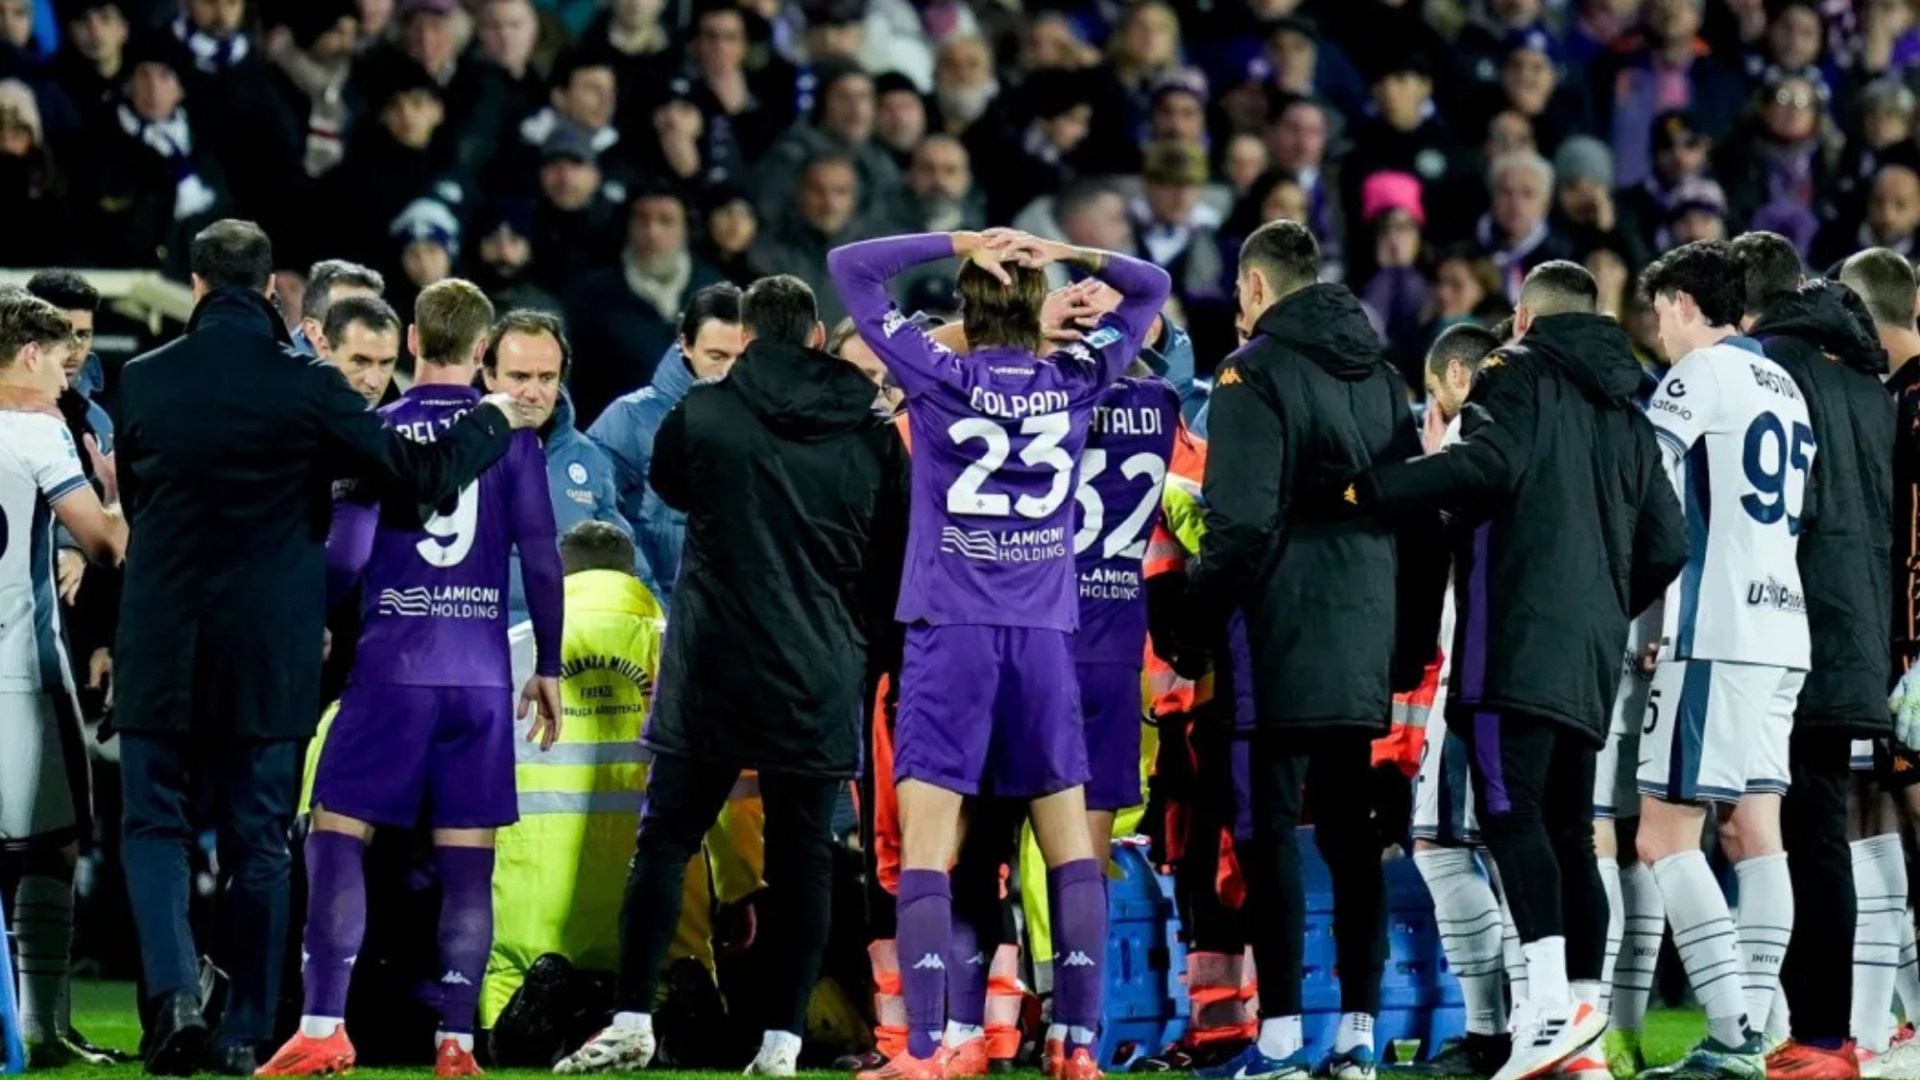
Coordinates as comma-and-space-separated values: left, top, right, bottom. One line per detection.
1144, 69, 1209, 147
1595, 0, 1746, 188
261, 0, 360, 184
528, 122, 623, 296
84, 34, 230, 272
872, 70, 926, 171
1355, 170, 1432, 382
1456, 0, 1564, 87
1658, 174, 1732, 246
468, 198, 562, 313
1550, 135, 1628, 260
389, 195, 460, 313
1486, 29, 1593, 156
1343, 50, 1473, 247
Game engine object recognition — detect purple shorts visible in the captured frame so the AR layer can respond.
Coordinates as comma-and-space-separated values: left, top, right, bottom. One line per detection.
894, 623, 1088, 799
1078, 662, 1144, 811
313, 683, 517, 829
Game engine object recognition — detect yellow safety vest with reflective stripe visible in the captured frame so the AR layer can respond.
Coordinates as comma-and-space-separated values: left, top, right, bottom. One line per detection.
483, 570, 666, 1025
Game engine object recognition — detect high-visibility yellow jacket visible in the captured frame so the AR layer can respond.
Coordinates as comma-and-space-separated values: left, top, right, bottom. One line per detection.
478, 570, 761, 1025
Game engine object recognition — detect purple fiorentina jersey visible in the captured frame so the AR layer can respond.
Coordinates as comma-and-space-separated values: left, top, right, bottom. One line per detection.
830, 233, 1169, 632
333, 385, 554, 688
1073, 376, 1178, 664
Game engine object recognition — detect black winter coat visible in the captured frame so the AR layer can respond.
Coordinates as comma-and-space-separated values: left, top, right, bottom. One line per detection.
643, 340, 909, 778
1751, 282, 1894, 733
113, 289, 514, 739
1364, 313, 1688, 743
1188, 284, 1444, 734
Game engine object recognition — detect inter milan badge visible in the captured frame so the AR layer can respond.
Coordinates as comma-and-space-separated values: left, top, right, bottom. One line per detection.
567, 462, 589, 485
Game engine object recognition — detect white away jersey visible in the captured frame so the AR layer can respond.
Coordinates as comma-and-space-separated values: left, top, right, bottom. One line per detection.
0, 413, 87, 693
1645, 338, 1812, 668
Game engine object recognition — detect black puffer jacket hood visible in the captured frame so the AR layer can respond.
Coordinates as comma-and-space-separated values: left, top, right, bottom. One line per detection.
1255, 283, 1385, 382
1750, 280, 1890, 378
1521, 313, 1644, 408
730, 339, 885, 441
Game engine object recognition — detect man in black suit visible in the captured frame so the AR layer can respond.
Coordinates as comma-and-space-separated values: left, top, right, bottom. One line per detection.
111, 220, 535, 1076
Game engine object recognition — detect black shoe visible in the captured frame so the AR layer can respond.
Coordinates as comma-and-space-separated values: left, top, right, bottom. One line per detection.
201, 1041, 257, 1076
143, 990, 209, 1077
1390, 1034, 1510, 1077
65, 1027, 138, 1065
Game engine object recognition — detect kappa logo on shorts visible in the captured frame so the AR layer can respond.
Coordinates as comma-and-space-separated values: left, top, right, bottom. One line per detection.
1059, 951, 1095, 968
912, 953, 946, 971
440, 970, 474, 986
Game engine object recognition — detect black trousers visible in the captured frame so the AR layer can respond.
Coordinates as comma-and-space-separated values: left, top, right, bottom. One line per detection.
1176, 717, 1249, 955
1457, 711, 1606, 980
119, 733, 300, 1047
616, 755, 840, 1035
1780, 728, 1854, 1042
1240, 730, 1386, 1016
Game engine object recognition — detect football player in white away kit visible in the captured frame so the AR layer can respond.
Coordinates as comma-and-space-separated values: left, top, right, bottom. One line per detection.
0, 294, 127, 1065
1635, 242, 1813, 1080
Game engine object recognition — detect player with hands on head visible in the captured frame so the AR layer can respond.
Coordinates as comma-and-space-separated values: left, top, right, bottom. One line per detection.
827, 228, 1170, 1080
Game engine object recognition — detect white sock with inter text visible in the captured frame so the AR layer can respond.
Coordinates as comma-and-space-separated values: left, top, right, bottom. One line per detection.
1415, 848, 1508, 1035
1613, 861, 1665, 1035
1734, 853, 1794, 1034
1653, 850, 1749, 1049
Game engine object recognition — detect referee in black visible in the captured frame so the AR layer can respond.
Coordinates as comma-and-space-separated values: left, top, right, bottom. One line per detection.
112, 220, 535, 1076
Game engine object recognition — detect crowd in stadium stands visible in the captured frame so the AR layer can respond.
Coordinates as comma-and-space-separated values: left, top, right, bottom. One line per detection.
7, 0, 1919, 390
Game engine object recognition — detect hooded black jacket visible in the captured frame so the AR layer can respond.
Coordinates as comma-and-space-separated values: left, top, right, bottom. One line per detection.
1751, 281, 1894, 734
643, 339, 910, 777
1188, 284, 1445, 734
1363, 313, 1688, 743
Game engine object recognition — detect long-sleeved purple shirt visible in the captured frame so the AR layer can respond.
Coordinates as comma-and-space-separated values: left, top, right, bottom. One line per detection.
826, 232, 1171, 631
326, 384, 563, 686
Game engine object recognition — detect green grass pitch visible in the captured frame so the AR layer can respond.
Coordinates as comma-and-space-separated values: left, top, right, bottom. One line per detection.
34, 981, 1712, 1080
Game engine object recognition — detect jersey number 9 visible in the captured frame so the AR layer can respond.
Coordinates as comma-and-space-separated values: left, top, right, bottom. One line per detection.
416, 481, 480, 568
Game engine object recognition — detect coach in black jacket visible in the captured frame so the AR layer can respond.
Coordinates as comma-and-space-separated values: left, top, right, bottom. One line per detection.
593, 274, 908, 1066
113, 221, 528, 1075
1186, 219, 1441, 1044
1354, 261, 1686, 1040
1737, 234, 1894, 1056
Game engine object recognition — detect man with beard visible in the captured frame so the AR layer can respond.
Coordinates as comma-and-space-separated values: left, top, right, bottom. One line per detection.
1735, 231, 1895, 1079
